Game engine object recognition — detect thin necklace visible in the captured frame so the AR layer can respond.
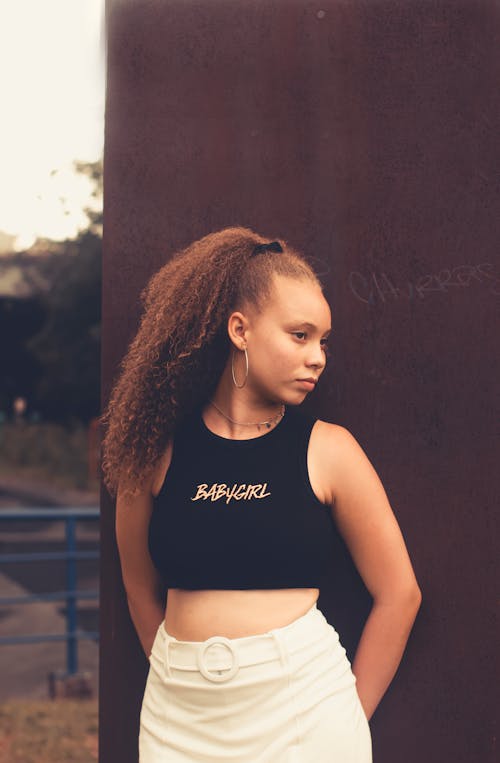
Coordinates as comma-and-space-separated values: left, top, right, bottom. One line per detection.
208, 400, 285, 431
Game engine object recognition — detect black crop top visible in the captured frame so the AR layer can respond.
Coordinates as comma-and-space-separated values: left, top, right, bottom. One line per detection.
148, 403, 338, 590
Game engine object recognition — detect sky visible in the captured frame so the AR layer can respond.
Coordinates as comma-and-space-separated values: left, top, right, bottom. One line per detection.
0, 0, 105, 251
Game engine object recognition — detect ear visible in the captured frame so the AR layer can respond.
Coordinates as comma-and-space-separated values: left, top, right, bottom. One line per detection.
227, 311, 250, 350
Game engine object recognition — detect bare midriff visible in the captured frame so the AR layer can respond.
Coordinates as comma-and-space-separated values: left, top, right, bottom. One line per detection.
163, 587, 320, 641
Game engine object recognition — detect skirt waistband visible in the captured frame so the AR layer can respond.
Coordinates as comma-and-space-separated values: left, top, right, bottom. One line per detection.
151, 601, 333, 683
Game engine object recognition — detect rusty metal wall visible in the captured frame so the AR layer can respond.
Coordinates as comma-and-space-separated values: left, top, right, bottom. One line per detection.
101, 1, 499, 761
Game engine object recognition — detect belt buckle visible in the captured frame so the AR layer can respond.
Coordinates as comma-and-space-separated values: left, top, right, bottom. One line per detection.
197, 636, 239, 683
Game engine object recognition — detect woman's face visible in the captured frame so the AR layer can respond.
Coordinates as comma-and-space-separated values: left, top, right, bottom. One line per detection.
231, 274, 332, 405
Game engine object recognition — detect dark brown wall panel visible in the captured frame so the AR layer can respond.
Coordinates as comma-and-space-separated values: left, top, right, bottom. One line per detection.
101, 1, 499, 761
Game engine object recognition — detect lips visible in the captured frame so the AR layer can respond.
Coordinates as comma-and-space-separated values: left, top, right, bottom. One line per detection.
296, 378, 317, 391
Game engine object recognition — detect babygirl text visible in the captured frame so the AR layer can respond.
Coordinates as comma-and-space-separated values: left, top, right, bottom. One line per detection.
190, 482, 271, 505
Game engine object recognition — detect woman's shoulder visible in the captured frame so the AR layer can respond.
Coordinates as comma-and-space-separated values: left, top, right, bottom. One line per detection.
310, 418, 359, 472
297, 417, 363, 508
311, 417, 359, 452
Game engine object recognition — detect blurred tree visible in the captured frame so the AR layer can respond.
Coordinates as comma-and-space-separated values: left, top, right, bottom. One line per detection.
0, 296, 46, 414
74, 158, 103, 234
26, 160, 102, 426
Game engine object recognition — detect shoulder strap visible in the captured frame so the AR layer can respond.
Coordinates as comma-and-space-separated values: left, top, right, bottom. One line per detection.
287, 407, 320, 499
286, 405, 318, 437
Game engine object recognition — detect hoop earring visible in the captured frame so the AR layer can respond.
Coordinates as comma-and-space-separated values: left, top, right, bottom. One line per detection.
231, 347, 249, 388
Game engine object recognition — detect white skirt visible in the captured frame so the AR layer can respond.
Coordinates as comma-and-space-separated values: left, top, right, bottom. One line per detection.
139, 601, 372, 762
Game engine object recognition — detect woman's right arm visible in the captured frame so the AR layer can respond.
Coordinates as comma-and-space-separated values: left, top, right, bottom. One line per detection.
115, 449, 171, 658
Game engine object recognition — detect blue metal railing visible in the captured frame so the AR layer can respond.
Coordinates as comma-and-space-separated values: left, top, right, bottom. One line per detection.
0, 507, 99, 675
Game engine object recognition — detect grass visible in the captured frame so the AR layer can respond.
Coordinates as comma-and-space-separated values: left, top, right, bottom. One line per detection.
0, 699, 98, 763
0, 421, 99, 492
0, 463, 99, 494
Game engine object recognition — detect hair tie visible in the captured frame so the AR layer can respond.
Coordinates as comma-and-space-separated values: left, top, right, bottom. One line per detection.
252, 240, 283, 256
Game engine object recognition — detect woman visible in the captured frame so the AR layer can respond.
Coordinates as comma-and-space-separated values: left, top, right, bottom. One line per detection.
101, 226, 422, 762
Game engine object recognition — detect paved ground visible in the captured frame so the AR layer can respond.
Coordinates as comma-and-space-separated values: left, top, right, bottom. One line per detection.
0, 476, 100, 702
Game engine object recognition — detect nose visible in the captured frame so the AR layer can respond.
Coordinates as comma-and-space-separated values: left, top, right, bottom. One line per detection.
306, 343, 327, 372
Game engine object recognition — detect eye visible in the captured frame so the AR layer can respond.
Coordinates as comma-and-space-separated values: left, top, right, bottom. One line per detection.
321, 339, 330, 354
292, 331, 307, 340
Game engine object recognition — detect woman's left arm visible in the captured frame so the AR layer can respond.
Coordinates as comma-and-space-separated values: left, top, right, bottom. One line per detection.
316, 422, 423, 722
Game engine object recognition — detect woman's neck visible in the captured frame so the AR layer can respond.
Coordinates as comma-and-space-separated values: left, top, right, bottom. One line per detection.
203, 377, 284, 436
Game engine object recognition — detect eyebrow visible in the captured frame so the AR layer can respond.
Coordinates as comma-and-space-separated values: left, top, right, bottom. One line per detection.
290, 321, 332, 334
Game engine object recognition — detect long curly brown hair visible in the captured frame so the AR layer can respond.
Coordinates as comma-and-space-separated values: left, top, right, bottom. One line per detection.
100, 225, 322, 499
